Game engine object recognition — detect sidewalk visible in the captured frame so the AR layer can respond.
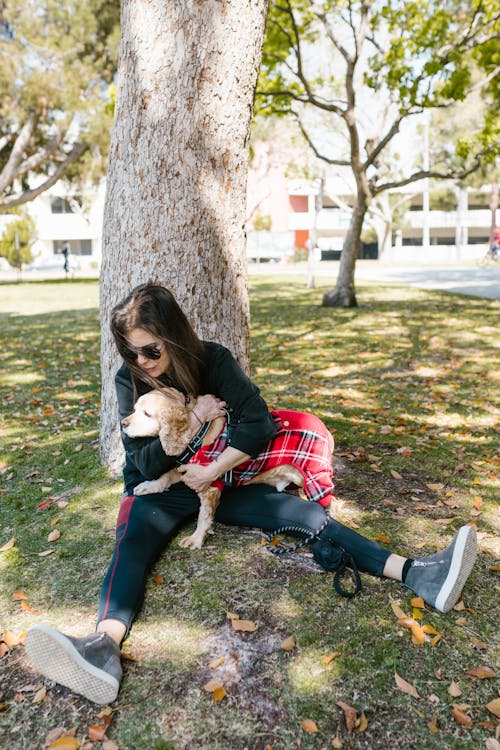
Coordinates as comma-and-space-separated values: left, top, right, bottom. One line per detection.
249, 260, 500, 301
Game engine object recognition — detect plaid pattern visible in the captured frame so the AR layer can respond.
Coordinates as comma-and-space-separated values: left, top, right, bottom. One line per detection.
190, 410, 334, 506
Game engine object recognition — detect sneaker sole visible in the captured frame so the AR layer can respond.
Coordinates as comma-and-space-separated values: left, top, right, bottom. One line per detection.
25, 625, 119, 705
435, 525, 477, 613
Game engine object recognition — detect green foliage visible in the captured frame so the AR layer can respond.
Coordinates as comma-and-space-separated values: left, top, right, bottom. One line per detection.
0, 213, 35, 268
0, 0, 119, 208
429, 188, 456, 211
253, 213, 272, 231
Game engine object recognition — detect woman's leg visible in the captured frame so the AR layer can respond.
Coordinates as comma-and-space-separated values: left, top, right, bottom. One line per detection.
215, 483, 391, 576
25, 483, 201, 704
215, 484, 477, 611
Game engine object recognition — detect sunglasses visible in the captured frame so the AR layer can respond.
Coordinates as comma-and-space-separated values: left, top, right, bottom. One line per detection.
125, 342, 164, 361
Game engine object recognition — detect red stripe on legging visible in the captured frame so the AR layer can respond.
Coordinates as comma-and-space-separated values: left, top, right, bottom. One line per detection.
100, 494, 135, 621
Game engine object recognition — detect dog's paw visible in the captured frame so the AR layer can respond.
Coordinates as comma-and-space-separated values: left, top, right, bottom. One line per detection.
179, 534, 204, 549
134, 481, 156, 495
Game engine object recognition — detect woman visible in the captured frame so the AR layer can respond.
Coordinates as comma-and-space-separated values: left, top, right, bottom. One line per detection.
26, 283, 477, 705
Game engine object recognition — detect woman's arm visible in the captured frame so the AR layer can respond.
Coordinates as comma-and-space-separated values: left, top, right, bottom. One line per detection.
178, 446, 251, 493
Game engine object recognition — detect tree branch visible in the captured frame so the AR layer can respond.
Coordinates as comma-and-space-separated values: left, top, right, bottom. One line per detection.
16, 131, 64, 177
0, 142, 88, 209
374, 152, 489, 194
0, 116, 37, 194
297, 117, 350, 166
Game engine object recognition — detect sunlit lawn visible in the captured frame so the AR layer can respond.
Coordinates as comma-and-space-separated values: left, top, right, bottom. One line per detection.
0, 277, 498, 750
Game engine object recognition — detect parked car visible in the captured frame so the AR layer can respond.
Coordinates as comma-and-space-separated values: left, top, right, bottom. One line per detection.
25, 254, 81, 272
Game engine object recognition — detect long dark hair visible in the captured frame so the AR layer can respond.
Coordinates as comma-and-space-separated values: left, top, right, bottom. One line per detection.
110, 283, 206, 396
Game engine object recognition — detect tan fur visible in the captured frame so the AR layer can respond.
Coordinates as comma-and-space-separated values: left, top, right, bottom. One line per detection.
122, 389, 332, 549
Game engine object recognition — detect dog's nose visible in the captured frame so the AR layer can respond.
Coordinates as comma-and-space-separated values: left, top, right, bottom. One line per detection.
121, 416, 130, 427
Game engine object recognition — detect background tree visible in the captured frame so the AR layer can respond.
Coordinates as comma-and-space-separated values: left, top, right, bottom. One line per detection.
257, 0, 500, 306
0, 0, 119, 210
99, 0, 270, 470
0, 213, 35, 269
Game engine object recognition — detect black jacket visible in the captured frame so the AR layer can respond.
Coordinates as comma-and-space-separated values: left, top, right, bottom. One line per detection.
115, 341, 277, 492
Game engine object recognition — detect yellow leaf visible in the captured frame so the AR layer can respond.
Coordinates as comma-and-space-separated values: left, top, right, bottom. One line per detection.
324, 651, 341, 664
395, 670, 420, 699
485, 698, 500, 718
427, 715, 439, 733
375, 534, 391, 544
421, 625, 438, 635
280, 636, 295, 651
412, 607, 423, 620
410, 597, 425, 608
47, 738, 81, 750
209, 657, 225, 669
203, 680, 223, 692
32, 685, 47, 703
390, 600, 408, 619
430, 634, 442, 647
301, 719, 318, 733
356, 712, 368, 733
212, 686, 226, 702
0, 538, 15, 553
467, 665, 496, 679
231, 618, 257, 632
153, 574, 164, 585
47, 529, 61, 543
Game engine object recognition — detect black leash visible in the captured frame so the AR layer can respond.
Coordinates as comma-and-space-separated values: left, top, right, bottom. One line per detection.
264, 511, 362, 599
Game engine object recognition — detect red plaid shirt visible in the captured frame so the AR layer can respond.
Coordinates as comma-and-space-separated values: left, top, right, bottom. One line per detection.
189, 410, 334, 506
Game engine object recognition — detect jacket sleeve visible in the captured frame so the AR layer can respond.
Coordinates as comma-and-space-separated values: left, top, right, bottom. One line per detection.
205, 344, 276, 457
115, 366, 178, 479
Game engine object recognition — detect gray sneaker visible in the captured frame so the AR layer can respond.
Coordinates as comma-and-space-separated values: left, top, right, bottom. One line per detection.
25, 625, 122, 704
404, 525, 477, 613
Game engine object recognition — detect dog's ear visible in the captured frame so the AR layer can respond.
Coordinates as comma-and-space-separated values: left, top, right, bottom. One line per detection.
158, 406, 191, 455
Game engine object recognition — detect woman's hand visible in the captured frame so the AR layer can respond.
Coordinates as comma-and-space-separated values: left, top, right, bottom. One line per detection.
178, 462, 219, 493
194, 394, 226, 422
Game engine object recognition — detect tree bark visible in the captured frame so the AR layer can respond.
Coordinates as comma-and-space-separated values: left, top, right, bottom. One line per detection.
99, 0, 269, 471
322, 196, 367, 308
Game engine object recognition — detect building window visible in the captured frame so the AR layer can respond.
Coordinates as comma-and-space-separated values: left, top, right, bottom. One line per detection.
289, 195, 309, 213
50, 197, 74, 214
53, 239, 92, 256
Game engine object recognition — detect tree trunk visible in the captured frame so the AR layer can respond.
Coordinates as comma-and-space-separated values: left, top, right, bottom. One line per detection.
322, 197, 367, 307
99, 0, 269, 471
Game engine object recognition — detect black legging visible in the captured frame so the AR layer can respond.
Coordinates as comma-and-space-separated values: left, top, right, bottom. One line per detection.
98, 483, 391, 637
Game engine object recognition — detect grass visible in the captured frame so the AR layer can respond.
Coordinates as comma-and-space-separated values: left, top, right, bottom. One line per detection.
0, 276, 498, 750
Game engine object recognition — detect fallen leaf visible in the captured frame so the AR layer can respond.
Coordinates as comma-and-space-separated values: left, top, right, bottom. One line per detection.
230, 618, 257, 632
74, 444, 83, 452
421, 625, 438, 635
331, 737, 343, 748
120, 650, 136, 661
45, 728, 66, 745
426, 483, 444, 491
410, 597, 425, 608
448, 681, 462, 697
47, 529, 61, 542
102, 742, 119, 750
324, 651, 341, 664
32, 685, 47, 703
0, 538, 15, 553
395, 670, 420, 699
337, 701, 357, 732
471, 638, 487, 650
212, 686, 226, 702
47, 738, 80, 750
451, 707, 472, 727
466, 666, 496, 679
280, 636, 295, 651
485, 698, 500, 718
412, 607, 424, 620
390, 470, 403, 480
489, 565, 500, 572
38, 549, 54, 557
356, 712, 368, 732
430, 633, 442, 647
88, 725, 107, 742
390, 600, 408, 619
153, 574, 164, 585
12, 590, 27, 601
203, 680, 223, 693
454, 600, 466, 611
427, 715, 439, 733
375, 534, 391, 544
301, 719, 318, 733
2, 630, 22, 647
209, 657, 225, 669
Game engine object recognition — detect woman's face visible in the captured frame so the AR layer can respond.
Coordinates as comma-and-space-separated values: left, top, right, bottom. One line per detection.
126, 327, 171, 378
